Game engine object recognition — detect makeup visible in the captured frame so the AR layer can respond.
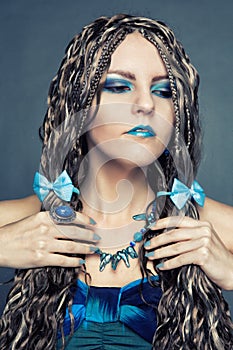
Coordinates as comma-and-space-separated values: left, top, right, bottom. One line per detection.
103, 74, 172, 99
103, 76, 133, 94
125, 124, 156, 138
151, 79, 172, 99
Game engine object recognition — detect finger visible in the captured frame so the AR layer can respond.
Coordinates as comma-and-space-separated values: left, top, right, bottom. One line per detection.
146, 237, 203, 260
50, 240, 96, 255
52, 225, 99, 242
35, 212, 98, 241
151, 216, 211, 231
32, 251, 87, 268
45, 210, 97, 227
48, 240, 97, 255
32, 232, 98, 255
147, 248, 231, 289
154, 247, 208, 270
72, 211, 97, 226
145, 227, 204, 250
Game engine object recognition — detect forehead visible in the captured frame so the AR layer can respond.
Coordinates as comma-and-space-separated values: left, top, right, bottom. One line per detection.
108, 32, 167, 76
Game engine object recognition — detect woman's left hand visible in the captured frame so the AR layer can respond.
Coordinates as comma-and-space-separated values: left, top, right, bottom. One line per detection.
144, 216, 233, 290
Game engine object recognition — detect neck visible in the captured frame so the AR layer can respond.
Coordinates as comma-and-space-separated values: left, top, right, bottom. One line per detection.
79, 156, 155, 227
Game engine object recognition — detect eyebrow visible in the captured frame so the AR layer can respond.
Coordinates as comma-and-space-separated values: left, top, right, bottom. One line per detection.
107, 70, 168, 83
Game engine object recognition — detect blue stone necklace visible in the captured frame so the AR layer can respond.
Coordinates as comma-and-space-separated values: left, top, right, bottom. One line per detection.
94, 208, 156, 272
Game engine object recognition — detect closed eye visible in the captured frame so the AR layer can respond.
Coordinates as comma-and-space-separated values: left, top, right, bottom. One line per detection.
151, 80, 172, 99
103, 78, 133, 94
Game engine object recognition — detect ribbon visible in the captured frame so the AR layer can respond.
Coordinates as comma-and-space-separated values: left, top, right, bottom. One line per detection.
33, 170, 80, 202
157, 178, 205, 210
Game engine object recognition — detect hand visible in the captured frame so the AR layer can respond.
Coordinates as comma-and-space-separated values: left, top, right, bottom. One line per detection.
145, 216, 233, 290
0, 211, 99, 269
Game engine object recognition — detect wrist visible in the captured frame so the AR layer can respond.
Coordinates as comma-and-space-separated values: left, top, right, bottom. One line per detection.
0, 227, 10, 267
222, 252, 233, 290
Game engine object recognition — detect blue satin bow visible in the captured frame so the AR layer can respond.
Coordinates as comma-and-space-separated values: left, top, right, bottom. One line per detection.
33, 170, 80, 202
157, 178, 205, 210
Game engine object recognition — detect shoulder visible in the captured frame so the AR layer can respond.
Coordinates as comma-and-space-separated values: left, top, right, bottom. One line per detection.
0, 195, 41, 227
198, 197, 233, 252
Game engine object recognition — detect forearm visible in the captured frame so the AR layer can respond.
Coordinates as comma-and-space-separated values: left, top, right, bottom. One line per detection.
224, 251, 233, 290
0, 224, 14, 267
0, 195, 41, 227
198, 197, 233, 253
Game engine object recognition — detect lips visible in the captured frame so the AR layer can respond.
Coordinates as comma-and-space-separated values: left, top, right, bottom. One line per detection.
125, 124, 156, 138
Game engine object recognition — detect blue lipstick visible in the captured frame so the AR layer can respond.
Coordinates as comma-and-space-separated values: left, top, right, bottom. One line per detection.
125, 125, 156, 138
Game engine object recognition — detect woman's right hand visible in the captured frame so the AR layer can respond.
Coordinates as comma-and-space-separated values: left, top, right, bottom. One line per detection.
0, 211, 99, 269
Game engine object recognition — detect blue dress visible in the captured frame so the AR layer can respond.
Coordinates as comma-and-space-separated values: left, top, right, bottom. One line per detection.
57, 276, 162, 349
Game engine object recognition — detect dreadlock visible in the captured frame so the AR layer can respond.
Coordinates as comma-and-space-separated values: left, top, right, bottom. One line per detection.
0, 14, 232, 350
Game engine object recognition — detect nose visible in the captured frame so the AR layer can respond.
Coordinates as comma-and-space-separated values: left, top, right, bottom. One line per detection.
131, 90, 155, 117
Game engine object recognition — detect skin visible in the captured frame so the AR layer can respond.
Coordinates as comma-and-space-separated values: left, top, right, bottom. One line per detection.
0, 33, 232, 290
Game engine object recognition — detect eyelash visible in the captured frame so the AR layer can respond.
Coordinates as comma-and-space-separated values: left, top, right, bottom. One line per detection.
103, 79, 132, 94
103, 79, 172, 98
151, 84, 172, 99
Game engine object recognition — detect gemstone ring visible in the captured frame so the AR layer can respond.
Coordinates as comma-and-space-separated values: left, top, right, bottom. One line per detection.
49, 205, 76, 224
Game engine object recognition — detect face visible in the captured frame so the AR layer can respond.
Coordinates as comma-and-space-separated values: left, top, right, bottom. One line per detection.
86, 32, 175, 166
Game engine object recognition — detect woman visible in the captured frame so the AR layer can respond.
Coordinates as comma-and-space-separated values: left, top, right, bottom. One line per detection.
0, 14, 232, 349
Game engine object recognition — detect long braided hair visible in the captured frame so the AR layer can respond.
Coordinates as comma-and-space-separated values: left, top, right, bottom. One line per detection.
0, 14, 232, 350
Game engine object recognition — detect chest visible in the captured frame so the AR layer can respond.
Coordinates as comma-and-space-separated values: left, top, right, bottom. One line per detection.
79, 244, 156, 287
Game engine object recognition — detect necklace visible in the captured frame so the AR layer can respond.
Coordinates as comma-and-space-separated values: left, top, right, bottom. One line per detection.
94, 205, 156, 272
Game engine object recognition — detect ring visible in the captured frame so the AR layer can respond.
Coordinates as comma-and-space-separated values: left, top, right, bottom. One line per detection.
49, 205, 76, 223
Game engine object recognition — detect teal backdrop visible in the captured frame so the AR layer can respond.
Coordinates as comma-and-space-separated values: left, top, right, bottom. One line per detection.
0, 0, 232, 316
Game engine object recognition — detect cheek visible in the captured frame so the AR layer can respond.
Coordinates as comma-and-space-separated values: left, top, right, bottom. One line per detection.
87, 125, 122, 147
156, 120, 174, 147
90, 102, 133, 126
152, 105, 175, 147
87, 104, 120, 145
86, 103, 135, 144
157, 98, 175, 124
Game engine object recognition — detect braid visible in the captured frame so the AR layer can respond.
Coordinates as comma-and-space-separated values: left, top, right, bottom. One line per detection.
153, 266, 233, 349
137, 21, 233, 349
1, 14, 232, 349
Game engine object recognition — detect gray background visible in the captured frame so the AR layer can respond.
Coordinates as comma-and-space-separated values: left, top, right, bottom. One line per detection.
0, 0, 232, 315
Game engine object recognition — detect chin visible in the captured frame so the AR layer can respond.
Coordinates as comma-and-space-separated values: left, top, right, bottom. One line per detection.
98, 141, 163, 167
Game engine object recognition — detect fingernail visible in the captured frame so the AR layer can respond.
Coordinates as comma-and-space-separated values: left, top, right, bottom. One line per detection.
79, 259, 86, 265
145, 251, 155, 258
89, 246, 100, 253
90, 217, 97, 225
93, 233, 101, 241
144, 240, 151, 248
132, 213, 147, 221
156, 262, 164, 269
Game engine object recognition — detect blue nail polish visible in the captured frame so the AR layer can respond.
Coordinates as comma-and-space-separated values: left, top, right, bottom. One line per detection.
144, 240, 151, 247
156, 262, 164, 269
145, 251, 155, 258
93, 233, 101, 241
90, 217, 97, 225
79, 259, 86, 265
132, 213, 147, 221
89, 246, 100, 253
